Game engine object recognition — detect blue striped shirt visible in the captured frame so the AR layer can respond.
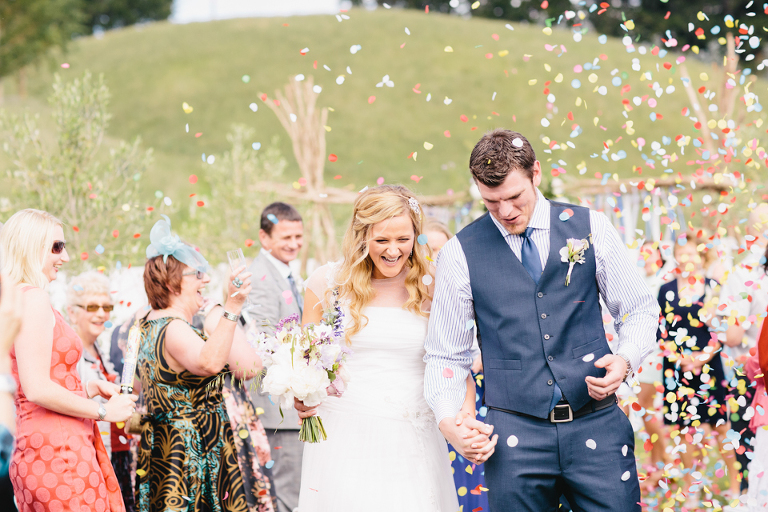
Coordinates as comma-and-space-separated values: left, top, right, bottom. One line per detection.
424, 188, 660, 424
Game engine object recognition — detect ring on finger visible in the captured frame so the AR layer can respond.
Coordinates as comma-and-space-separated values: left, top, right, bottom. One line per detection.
232, 278, 243, 288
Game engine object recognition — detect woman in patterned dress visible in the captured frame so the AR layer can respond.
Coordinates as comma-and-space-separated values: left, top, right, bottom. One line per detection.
135, 217, 263, 512
3, 209, 137, 512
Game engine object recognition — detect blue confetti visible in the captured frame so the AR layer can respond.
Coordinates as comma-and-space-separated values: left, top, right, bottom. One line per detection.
559, 212, 571, 221
104, 321, 113, 328
73, 284, 84, 291
417, 234, 429, 245
95, 244, 105, 254
265, 460, 275, 469
571, 79, 581, 89
252, 142, 261, 150
267, 214, 279, 224
465, 319, 474, 331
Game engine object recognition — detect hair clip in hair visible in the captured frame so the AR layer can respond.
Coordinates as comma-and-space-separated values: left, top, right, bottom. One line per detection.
408, 197, 421, 218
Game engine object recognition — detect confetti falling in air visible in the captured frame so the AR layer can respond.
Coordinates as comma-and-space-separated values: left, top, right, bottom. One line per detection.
267, 214, 279, 224
507, 435, 519, 448
417, 234, 429, 245
586, 439, 596, 450
582, 353, 594, 362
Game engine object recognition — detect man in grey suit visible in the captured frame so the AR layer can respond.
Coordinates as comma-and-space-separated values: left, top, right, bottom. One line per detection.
248, 202, 304, 512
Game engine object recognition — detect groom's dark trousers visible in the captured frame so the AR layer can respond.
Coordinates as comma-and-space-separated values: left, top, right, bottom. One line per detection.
456, 203, 641, 512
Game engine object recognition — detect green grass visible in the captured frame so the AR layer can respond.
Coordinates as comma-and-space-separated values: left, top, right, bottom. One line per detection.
4, 8, 737, 205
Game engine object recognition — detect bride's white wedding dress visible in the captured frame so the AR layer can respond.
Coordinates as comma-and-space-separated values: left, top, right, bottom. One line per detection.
297, 264, 459, 512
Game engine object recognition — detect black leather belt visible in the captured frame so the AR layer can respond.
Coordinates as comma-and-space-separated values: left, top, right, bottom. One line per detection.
488, 395, 617, 423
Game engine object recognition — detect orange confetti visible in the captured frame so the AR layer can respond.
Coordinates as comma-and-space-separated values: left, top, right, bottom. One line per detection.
189, 174, 198, 184
245, 239, 254, 247
81, 252, 89, 261
368, 96, 376, 104
112, 230, 119, 238
328, 154, 338, 162
73, 226, 79, 232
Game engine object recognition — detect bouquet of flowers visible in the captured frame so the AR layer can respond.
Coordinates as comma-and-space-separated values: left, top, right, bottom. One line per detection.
254, 300, 350, 443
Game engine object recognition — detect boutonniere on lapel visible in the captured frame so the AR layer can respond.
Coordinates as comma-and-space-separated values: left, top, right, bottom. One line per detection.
559, 237, 590, 286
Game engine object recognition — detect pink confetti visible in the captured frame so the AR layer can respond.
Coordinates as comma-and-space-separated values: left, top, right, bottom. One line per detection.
442, 368, 454, 378
61, 63, 70, 69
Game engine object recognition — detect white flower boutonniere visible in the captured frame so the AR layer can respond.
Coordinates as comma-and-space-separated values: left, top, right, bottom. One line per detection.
559, 237, 590, 286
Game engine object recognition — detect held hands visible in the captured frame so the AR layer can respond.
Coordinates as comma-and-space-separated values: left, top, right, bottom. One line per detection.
439, 412, 498, 465
585, 354, 627, 401
294, 397, 317, 421
103, 393, 138, 423
226, 265, 253, 310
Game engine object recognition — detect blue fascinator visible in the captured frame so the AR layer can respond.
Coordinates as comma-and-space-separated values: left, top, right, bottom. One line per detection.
146, 215, 210, 273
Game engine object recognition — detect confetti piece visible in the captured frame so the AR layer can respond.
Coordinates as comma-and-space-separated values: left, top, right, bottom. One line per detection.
61, 63, 70, 69
586, 439, 596, 449
621, 471, 630, 481
622, 445, 628, 456
136, 469, 146, 477
442, 368, 454, 378
507, 435, 519, 447
189, 174, 198, 184
95, 244, 105, 255
239, 429, 249, 439
267, 214, 279, 224
444, 46, 453, 52
377, 177, 384, 185
81, 252, 89, 261
423, 142, 433, 150
422, 275, 433, 286
417, 234, 429, 245
328, 154, 338, 162
465, 320, 474, 331
182, 102, 193, 114
242, 75, 250, 83
559, 212, 571, 222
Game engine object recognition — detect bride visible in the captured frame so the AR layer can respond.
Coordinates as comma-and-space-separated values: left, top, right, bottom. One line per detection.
294, 185, 498, 511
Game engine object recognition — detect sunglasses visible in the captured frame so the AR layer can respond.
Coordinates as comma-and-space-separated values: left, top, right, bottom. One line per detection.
52, 240, 66, 254
76, 304, 114, 313
182, 270, 205, 280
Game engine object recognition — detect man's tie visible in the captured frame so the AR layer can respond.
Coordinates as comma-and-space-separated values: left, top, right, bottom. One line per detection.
287, 273, 304, 315
519, 227, 562, 410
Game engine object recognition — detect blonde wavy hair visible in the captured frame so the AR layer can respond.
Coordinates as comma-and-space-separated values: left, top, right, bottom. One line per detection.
1, 209, 63, 289
332, 185, 433, 344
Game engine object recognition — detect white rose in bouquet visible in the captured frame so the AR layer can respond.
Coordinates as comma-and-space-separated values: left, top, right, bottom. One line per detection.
292, 365, 331, 407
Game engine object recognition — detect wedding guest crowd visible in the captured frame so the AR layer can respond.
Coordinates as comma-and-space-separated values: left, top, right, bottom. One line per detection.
0, 149, 766, 512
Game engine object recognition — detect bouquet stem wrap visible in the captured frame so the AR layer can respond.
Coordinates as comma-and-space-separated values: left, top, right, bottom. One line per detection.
299, 416, 328, 443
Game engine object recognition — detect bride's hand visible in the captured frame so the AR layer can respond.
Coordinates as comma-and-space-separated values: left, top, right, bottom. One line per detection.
294, 397, 317, 419
457, 414, 498, 464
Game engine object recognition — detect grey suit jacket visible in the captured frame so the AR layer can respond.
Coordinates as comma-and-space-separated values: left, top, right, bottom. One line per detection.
247, 252, 302, 430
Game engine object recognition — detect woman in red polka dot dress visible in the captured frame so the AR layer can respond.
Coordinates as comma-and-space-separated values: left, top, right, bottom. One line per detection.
0, 209, 138, 512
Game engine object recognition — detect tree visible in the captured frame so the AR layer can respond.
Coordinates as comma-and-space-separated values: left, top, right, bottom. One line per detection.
82, 0, 173, 32
187, 124, 287, 263
0, 71, 167, 271
0, 0, 84, 83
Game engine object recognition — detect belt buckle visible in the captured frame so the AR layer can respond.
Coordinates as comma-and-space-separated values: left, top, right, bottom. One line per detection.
549, 403, 574, 423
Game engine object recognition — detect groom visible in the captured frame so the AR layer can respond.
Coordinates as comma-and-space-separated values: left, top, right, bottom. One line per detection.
425, 129, 658, 511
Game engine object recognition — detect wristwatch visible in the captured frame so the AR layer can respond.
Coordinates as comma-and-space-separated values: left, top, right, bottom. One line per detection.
222, 310, 239, 323
97, 405, 107, 421
618, 353, 632, 382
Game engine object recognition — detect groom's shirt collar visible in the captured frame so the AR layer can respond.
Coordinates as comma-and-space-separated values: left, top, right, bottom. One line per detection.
489, 187, 549, 239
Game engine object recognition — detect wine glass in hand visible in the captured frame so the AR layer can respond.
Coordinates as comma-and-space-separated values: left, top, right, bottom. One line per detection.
227, 249, 251, 310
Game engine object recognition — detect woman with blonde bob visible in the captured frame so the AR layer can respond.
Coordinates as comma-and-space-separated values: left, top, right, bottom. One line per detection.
1, 209, 136, 512
294, 185, 497, 512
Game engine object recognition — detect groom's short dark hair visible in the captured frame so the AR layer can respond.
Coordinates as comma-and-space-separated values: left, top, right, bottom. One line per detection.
469, 129, 536, 187
260, 202, 302, 236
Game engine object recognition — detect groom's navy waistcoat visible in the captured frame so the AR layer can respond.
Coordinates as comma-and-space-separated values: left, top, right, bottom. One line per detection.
456, 201, 610, 419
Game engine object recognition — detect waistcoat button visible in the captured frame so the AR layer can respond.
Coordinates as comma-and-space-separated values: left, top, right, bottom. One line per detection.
544, 334, 550, 340
537, 292, 544, 298
548, 356, 554, 361
547, 379, 553, 385
541, 313, 547, 319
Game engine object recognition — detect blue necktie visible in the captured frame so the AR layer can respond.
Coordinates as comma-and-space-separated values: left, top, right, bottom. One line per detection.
520, 227, 562, 410
287, 273, 304, 317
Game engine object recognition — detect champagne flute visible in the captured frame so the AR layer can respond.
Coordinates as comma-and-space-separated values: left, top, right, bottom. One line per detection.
227, 248, 251, 310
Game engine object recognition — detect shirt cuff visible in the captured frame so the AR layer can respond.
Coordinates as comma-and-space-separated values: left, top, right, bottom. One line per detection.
432, 399, 463, 427
617, 343, 641, 373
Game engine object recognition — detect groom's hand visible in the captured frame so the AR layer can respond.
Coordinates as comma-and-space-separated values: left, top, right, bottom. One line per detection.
439, 414, 498, 465
585, 354, 627, 401
294, 398, 317, 419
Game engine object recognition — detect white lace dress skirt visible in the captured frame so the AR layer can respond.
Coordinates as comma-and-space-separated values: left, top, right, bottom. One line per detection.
297, 307, 459, 512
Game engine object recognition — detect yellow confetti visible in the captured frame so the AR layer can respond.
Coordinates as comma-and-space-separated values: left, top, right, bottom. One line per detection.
423, 142, 433, 150
116, 422, 125, 429
700, 72, 709, 81
239, 429, 249, 439
444, 46, 454, 53
554, 73, 563, 83
624, 20, 635, 30
458, 486, 468, 497
255, 407, 265, 416
542, 27, 552, 36
465, 465, 473, 475
324, 126, 331, 132
136, 469, 147, 477
528, 79, 538, 85
498, 50, 509, 57
182, 102, 193, 114
471, 0, 480, 8
448, 451, 456, 461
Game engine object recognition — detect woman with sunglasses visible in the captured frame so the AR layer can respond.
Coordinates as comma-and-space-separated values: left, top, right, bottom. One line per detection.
135, 216, 262, 512
67, 272, 138, 512
1, 208, 137, 512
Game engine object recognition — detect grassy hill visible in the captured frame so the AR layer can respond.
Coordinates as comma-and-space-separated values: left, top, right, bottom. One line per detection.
6, 8, 731, 204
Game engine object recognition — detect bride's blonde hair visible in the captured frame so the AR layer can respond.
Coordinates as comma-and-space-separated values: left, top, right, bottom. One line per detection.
331, 185, 432, 344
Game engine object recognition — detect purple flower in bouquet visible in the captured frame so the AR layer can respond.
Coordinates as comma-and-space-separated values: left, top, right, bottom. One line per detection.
275, 313, 300, 332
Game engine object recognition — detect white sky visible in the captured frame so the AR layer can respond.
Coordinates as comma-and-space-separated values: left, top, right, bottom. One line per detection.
171, 0, 343, 23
